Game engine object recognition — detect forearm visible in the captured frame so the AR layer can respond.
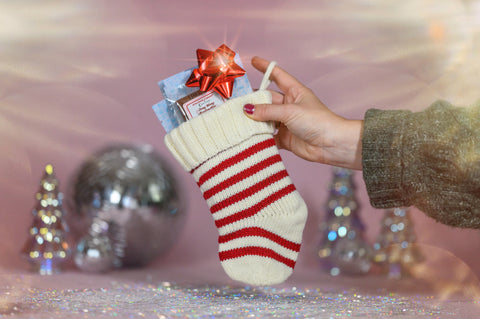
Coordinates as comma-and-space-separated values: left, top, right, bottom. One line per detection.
362, 100, 480, 228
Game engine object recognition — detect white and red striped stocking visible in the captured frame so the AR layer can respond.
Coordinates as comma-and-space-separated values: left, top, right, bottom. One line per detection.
164, 63, 307, 285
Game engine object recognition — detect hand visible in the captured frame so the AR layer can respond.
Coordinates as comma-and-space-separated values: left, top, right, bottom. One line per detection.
244, 56, 363, 170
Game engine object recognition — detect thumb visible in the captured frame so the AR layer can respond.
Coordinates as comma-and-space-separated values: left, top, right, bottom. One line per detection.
243, 103, 292, 123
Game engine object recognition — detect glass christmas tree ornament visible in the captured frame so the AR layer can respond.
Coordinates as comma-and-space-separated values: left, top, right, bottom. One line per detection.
74, 218, 116, 273
373, 207, 423, 279
22, 164, 70, 275
317, 167, 372, 276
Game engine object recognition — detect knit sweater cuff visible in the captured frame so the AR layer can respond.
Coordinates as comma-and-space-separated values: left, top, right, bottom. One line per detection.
164, 90, 274, 171
362, 108, 412, 208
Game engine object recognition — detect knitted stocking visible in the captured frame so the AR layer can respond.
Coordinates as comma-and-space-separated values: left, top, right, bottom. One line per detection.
164, 63, 308, 286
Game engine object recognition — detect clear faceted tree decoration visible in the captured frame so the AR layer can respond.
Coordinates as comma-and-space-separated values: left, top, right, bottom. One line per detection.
373, 207, 423, 279
21, 164, 70, 274
74, 217, 117, 273
317, 167, 372, 276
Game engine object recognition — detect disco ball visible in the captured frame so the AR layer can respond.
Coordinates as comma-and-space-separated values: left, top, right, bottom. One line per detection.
67, 144, 186, 268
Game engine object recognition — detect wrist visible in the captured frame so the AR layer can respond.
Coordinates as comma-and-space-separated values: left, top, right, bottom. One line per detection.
350, 119, 364, 170
323, 119, 363, 170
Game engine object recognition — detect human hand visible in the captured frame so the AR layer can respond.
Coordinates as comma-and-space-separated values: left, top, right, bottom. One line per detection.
244, 56, 363, 170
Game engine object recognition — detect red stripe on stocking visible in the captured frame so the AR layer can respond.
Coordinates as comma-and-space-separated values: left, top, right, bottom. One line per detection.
215, 184, 296, 228
210, 170, 289, 214
203, 154, 282, 200
196, 138, 276, 186
219, 246, 296, 269
218, 227, 301, 252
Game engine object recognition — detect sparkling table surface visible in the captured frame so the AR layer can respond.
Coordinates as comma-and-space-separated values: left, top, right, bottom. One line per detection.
1, 263, 479, 319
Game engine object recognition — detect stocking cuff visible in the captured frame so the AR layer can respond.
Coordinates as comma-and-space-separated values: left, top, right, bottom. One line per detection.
165, 90, 274, 171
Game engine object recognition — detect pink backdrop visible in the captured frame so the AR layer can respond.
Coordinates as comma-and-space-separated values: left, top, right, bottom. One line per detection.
1, 0, 480, 286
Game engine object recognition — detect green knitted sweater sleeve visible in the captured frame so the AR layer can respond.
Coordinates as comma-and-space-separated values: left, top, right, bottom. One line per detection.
362, 100, 480, 228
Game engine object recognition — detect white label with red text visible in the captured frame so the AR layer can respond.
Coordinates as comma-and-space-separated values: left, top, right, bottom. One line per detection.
182, 91, 225, 119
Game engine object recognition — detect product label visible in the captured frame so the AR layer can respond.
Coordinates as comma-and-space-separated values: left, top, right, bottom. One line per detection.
181, 91, 225, 119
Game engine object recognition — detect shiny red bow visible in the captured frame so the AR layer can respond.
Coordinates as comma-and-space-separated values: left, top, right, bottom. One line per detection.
186, 44, 245, 99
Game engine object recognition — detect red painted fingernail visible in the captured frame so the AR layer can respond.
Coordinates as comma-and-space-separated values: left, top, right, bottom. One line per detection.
243, 104, 255, 115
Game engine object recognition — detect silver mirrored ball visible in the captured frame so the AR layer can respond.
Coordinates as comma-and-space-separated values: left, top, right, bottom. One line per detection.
68, 144, 186, 268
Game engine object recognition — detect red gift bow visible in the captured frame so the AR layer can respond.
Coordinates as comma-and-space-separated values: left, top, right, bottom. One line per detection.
185, 44, 246, 99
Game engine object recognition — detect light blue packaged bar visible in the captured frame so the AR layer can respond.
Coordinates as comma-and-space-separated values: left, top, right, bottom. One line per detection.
152, 54, 252, 133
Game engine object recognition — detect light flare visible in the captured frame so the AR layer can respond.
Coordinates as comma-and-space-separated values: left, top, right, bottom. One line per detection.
409, 244, 480, 302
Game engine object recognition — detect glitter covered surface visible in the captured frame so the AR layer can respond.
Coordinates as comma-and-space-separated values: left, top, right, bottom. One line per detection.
0, 281, 458, 318
0, 267, 479, 319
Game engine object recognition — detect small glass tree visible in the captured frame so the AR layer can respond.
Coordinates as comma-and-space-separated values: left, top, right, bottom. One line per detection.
21, 164, 70, 274
373, 207, 423, 279
317, 167, 372, 276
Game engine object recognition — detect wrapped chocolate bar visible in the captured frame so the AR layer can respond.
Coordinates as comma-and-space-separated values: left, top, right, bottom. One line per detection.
153, 44, 253, 132
175, 90, 225, 120
152, 45, 308, 286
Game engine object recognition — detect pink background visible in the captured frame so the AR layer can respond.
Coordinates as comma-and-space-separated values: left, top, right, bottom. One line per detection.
1, 0, 480, 288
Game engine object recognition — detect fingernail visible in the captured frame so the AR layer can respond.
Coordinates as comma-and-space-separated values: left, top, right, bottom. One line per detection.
243, 104, 255, 115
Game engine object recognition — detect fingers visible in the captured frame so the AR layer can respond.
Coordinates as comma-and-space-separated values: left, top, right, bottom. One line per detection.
243, 102, 293, 124
270, 90, 284, 104
252, 56, 304, 93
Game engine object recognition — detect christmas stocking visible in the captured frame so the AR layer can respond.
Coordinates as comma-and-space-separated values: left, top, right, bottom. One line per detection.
164, 62, 308, 286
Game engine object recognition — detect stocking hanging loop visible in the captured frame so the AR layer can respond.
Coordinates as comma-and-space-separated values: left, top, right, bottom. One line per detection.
259, 61, 277, 90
